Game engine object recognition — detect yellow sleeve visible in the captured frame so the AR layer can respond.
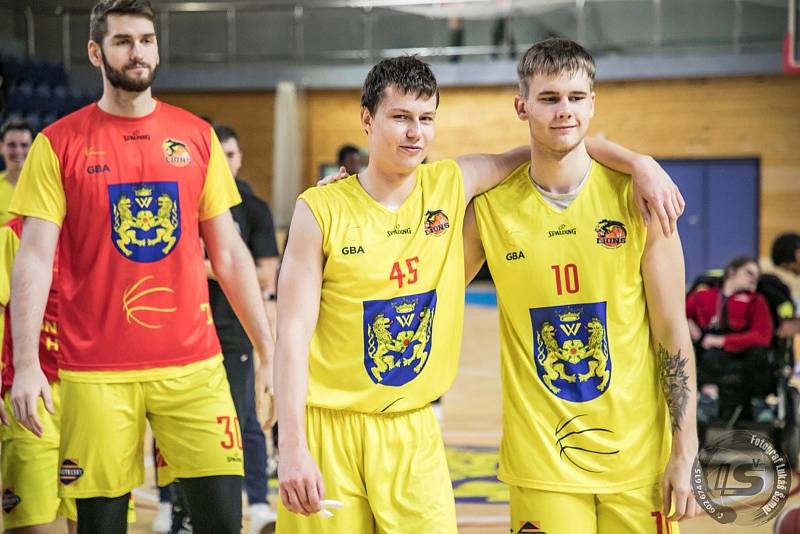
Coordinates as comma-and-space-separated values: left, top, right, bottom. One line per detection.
297, 186, 331, 254
198, 128, 242, 221
0, 226, 20, 307
9, 133, 66, 227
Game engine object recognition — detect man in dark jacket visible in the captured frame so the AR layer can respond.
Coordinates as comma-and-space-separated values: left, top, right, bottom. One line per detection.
210, 124, 279, 533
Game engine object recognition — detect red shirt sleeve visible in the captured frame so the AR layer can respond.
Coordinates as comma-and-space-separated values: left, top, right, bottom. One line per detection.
686, 289, 717, 330
722, 294, 774, 353
686, 292, 698, 322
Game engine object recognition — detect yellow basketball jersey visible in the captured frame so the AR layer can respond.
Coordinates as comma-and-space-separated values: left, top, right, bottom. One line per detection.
300, 160, 466, 413
473, 160, 671, 493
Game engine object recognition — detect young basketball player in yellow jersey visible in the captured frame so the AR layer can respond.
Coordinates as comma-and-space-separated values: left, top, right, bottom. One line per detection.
276, 55, 686, 533
0, 222, 77, 534
465, 39, 698, 533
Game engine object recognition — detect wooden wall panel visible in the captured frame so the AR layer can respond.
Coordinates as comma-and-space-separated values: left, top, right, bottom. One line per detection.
304, 89, 366, 185
159, 76, 800, 259
587, 76, 800, 258
158, 91, 276, 202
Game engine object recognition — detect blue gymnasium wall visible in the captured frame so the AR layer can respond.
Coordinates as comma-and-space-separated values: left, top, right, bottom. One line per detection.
660, 158, 759, 285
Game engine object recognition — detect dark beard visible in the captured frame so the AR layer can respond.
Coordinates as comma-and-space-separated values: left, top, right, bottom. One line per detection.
101, 50, 158, 92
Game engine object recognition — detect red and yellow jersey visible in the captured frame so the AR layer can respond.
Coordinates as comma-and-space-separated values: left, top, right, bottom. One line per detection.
300, 160, 466, 413
9, 101, 240, 376
0, 217, 60, 393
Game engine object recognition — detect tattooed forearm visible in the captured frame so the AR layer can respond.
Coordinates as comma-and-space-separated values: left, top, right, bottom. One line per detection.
657, 343, 690, 433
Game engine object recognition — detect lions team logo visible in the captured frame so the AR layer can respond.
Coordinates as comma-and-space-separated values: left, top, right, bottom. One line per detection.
424, 209, 450, 236
530, 302, 611, 402
595, 219, 627, 249
108, 181, 181, 263
363, 289, 436, 386
162, 138, 191, 167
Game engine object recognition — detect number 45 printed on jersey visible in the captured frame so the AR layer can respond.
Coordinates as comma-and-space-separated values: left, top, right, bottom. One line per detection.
389, 256, 419, 288
360, 256, 434, 387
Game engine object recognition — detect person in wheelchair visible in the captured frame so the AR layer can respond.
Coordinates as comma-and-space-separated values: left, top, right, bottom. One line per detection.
687, 256, 774, 423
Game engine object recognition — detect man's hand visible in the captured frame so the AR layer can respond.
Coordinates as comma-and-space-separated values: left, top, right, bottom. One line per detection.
778, 318, 800, 338
662, 450, 700, 521
316, 166, 349, 187
701, 334, 725, 350
631, 156, 685, 237
255, 362, 276, 430
10, 365, 52, 437
278, 446, 325, 516
687, 319, 703, 342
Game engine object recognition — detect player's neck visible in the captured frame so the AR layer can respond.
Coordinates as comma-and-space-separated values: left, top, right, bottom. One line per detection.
97, 85, 156, 118
3, 167, 21, 185
529, 142, 591, 194
358, 163, 417, 211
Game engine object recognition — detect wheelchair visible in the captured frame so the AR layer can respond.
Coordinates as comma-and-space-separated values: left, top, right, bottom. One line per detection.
691, 272, 800, 468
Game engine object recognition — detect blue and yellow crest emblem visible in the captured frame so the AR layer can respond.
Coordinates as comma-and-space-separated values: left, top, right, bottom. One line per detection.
362, 289, 436, 386
108, 181, 181, 263
530, 302, 611, 402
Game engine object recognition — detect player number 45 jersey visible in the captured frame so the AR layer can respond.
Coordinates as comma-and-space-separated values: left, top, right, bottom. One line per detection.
300, 160, 467, 414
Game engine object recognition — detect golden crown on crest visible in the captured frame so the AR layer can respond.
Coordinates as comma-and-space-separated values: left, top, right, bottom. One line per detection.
392, 299, 417, 314
133, 185, 153, 197
558, 309, 581, 322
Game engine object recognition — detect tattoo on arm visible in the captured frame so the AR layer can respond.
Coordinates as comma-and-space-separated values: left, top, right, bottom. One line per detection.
657, 343, 690, 433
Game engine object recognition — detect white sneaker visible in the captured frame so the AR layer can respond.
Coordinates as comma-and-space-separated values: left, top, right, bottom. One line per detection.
248, 503, 277, 534
266, 455, 279, 478
152, 502, 172, 534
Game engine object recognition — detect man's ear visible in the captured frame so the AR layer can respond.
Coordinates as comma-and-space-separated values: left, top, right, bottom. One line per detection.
360, 107, 372, 135
88, 40, 103, 68
514, 95, 528, 121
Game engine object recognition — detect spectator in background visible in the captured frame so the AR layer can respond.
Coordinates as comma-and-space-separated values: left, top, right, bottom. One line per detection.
0, 120, 33, 223
771, 233, 800, 338
772, 233, 800, 276
336, 144, 362, 175
687, 256, 773, 422
211, 124, 279, 533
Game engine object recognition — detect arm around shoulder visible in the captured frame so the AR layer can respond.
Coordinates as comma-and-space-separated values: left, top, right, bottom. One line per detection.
585, 137, 684, 237
456, 145, 530, 202
463, 202, 486, 285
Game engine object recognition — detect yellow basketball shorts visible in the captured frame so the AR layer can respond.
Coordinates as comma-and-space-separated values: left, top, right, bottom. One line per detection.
277, 404, 457, 534
1, 382, 77, 529
509, 483, 680, 534
58, 357, 243, 498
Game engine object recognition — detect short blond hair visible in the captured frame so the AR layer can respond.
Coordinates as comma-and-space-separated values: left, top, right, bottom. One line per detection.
517, 38, 595, 97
